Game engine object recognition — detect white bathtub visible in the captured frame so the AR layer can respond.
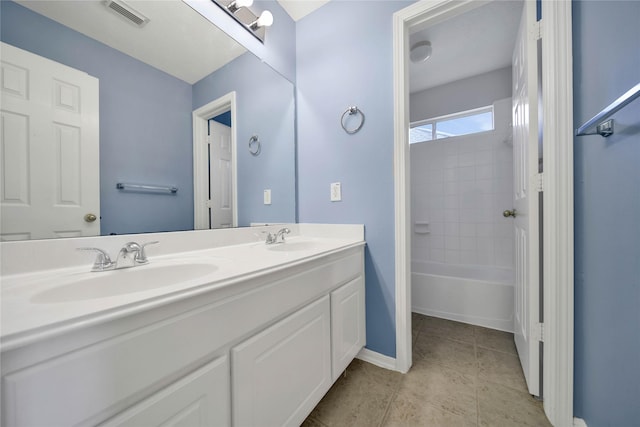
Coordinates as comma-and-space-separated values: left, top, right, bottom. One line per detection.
411, 261, 514, 332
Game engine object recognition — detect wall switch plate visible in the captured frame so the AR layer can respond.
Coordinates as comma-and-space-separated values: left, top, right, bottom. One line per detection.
263, 189, 271, 205
330, 182, 342, 202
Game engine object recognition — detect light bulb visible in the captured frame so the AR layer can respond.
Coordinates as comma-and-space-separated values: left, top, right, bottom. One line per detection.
251, 10, 273, 29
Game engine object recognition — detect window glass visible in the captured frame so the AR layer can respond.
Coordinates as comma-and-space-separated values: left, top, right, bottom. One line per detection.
410, 107, 494, 144
436, 111, 493, 139
409, 123, 433, 144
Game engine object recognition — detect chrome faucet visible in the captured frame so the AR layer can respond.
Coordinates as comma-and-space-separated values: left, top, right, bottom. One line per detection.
78, 241, 158, 272
265, 227, 290, 245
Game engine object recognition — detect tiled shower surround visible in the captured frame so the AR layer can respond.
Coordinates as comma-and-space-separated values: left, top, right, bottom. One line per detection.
410, 98, 514, 269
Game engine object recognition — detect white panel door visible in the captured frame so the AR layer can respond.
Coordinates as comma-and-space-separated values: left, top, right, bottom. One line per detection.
232, 296, 332, 427
0, 42, 99, 241
209, 120, 233, 229
511, 1, 540, 396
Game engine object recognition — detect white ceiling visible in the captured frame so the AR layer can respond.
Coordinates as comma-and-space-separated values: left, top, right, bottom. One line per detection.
409, 0, 524, 94
276, 0, 330, 21
16, 0, 247, 84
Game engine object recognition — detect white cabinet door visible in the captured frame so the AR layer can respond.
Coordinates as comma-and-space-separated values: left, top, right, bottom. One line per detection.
100, 356, 230, 427
232, 296, 332, 427
331, 276, 366, 381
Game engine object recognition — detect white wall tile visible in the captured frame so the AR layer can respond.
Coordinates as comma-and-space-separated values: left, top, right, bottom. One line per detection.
410, 97, 513, 270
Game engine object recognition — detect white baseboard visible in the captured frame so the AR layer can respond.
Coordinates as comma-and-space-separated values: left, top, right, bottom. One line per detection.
356, 348, 397, 371
573, 418, 588, 427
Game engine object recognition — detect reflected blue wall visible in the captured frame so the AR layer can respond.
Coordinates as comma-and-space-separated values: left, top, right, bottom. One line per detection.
0, 1, 194, 235
573, 1, 640, 424
193, 53, 296, 226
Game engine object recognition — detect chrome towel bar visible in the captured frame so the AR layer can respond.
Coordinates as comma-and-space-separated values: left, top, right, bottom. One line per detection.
576, 82, 640, 137
116, 183, 178, 194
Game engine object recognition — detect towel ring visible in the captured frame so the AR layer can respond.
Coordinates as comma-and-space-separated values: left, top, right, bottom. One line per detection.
248, 135, 261, 156
341, 106, 365, 134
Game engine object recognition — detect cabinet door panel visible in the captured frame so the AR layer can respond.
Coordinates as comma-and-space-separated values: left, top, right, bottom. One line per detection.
100, 356, 230, 427
331, 276, 366, 380
232, 296, 331, 427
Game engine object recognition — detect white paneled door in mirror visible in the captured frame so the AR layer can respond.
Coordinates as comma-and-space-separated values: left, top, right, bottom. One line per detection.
0, 42, 99, 241
209, 120, 233, 229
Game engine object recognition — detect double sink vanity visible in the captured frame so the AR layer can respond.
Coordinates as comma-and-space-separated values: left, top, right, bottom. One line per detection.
0, 224, 366, 426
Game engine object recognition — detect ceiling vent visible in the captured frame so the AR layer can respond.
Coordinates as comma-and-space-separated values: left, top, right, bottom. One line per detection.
104, 0, 150, 28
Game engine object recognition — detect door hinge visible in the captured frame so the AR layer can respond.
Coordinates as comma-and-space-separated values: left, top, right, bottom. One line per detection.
205, 200, 212, 208
206, 135, 212, 145
533, 322, 544, 342
535, 173, 544, 192
534, 20, 542, 40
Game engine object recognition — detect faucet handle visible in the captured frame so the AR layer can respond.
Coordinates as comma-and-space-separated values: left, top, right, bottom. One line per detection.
77, 247, 114, 271
137, 241, 159, 264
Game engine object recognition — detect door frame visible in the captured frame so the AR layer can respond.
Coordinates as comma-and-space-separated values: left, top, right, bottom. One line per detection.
193, 92, 238, 229
392, 1, 574, 426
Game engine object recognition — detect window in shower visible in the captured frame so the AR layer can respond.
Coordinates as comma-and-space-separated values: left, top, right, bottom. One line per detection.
409, 105, 494, 144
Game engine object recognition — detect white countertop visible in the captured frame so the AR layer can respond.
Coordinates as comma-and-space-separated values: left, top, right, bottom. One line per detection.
1, 225, 365, 351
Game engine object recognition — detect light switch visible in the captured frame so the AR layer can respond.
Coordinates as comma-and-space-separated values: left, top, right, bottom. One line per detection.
330, 182, 342, 202
264, 189, 271, 205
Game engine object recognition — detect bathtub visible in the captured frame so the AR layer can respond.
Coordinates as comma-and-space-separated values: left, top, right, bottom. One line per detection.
411, 260, 514, 332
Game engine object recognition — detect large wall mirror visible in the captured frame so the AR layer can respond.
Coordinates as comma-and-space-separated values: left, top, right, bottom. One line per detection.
0, 0, 296, 241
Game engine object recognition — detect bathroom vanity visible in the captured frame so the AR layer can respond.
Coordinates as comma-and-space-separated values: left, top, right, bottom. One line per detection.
0, 224, 366, 426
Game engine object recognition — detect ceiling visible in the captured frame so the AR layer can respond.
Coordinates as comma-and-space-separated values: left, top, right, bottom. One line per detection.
276, 0, 330, 21
409, 0, 524, 94
16, 0, 247, 84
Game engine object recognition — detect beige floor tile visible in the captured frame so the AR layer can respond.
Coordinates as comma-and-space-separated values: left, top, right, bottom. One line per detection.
400, 358, 477, 420
477, 347, 528, 392
422, 316, 476, 344
414, 333, 478, 376
474, 326, 517, 355
477, 380, 551, 427
300, 416, 327, 427
384, 395, 477, 427
306, 359, 402, 427
412, 312, 426, 334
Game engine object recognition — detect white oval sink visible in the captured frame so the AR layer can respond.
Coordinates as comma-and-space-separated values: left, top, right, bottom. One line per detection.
267, 241, 319, 252
31, 263, 218, 304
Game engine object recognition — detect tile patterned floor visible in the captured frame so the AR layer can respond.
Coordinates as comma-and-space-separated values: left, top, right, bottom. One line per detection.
303, 314, 551, 427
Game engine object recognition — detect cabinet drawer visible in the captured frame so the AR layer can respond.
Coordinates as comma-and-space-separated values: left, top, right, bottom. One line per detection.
2, 307, 223, 427
331, 276, 366, 380
232, 296, 331, 427
100, 356, 230, 427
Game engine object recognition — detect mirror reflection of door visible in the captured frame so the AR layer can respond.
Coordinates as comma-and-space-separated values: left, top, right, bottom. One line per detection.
0, 42, 100, 241
208, 116, 233, 229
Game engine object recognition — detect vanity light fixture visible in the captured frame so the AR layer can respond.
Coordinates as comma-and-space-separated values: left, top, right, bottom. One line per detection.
211, 0, 274, 43
226, 0, 253, 14
410, 40, 432, 63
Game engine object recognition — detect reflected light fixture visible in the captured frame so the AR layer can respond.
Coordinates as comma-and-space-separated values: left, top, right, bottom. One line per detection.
212, 0, 274, 43
250, 10, 273, 30
410, 41, 432, 63
227, 0, 253, 13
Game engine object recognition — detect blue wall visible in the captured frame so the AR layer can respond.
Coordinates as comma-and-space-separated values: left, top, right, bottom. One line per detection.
193, 53, 296, 226
1, 1, 194, 235
573, 1, 640, 425
296, 0, 412, 357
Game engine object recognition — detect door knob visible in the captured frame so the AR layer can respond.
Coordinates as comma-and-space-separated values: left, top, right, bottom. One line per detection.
84, 213, 97, 222
503, 209, 517, 218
